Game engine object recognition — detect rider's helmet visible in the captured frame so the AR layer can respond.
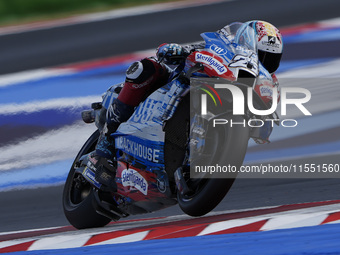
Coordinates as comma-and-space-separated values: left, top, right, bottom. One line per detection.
247, 20, 283, 73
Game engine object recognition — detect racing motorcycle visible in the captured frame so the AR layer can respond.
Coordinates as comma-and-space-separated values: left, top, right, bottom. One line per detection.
63, 22, 279, 229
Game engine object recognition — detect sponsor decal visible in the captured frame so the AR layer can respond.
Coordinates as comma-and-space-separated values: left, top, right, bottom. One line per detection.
259, 85, 273, 97
118, 136, 161, 163
132, 76, 153, 89
192, 126, 205, 136
121, 169, 148, 195
268, 36, 276, 44
229, 53, 259, 76
261, 40, 281, 49
195, 52, 227, 75
87, 154, 98, 166
82, 167, 101, 189
210, 44, 227, 55
157, 178, 166, 193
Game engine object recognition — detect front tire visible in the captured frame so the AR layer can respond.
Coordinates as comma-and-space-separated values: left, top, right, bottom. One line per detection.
179, 115, 249, 217
62, 130, 112, 229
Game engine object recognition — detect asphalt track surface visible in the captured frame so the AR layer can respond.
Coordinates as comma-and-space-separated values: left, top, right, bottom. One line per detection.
1, 0, 340, 232
1, 0, 340, 74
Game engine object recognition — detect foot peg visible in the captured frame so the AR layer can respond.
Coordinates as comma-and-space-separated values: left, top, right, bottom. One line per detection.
95, 165, 117, 192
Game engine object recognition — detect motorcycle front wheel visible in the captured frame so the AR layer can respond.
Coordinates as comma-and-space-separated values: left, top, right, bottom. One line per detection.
62, 130, 112, 229
177, 114, 249, 216
165, 94, 249, 216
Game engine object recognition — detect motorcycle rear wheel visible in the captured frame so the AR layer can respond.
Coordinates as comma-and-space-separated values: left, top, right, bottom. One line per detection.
62, 130, 112, 229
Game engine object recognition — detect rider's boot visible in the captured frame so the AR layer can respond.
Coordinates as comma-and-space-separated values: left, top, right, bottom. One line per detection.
90, 99, 134, 192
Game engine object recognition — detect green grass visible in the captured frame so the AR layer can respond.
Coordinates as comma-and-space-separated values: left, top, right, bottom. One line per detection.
0, 0, 180, 26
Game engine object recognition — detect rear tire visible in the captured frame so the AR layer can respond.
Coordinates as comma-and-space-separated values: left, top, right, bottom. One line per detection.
62, 130, 112, 229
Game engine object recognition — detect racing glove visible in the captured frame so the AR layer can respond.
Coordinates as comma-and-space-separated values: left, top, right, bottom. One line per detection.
156, 43, 187, 65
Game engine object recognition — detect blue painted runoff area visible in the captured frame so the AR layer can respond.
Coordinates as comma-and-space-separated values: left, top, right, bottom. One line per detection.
2, 109, 338, 191
0, 107, 87, 127
0, 160, 72, 191
284, 26, 340, 44
245, 140, 340, 164
245, 110, 340, 163
277, 58, 334, 73
1, 58, 338, 191
0, 65, 128, 105
1, 26, 338, 191
11, 223, 340, 255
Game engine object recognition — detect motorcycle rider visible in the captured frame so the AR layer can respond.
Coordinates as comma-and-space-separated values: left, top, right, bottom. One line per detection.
88, 20, 283, 192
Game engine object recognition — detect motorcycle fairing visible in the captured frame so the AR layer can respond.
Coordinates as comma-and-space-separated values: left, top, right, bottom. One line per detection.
115, 135, 164, 167
115, 161, 173, 204
100, 79, 188, 209
198, 29, 259, 79
195, 28, 278, 144
98, 22, 277, 205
